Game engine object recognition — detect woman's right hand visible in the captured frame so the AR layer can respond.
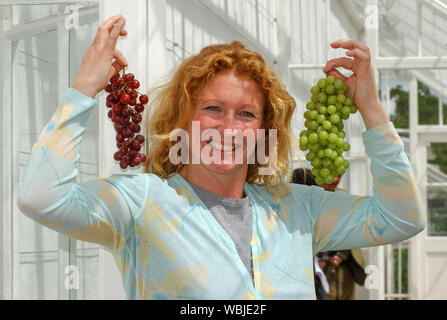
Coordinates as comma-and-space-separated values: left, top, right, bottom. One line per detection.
72, 15, 128, 98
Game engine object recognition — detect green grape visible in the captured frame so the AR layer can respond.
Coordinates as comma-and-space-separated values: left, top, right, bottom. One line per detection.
325, 85, 335, 95
311, 86, 320, 95
306, 102, 316, 110
324, 148, 333, 158
327, 75, 336, 84
318, 78, 327, 88
343, 84, 349, 93
320, 168, 330, 178
336, 137, 345, 147
310, 143, 320, 153
325, 174, 335, 184
341, 113, 350, 120
337, 166, 346, 175
345, 98, 353, 107
318, 92, 327, 103
335, 102, 343, 111
337, 94, 346, 104
328, 96, 337, 105
309, 110, 319, 120
316, 126, 324, 134
320, 140, 328, 146
304, 119, 311, 128
350, 105, 358, 114
317, 149, 325, 159
322, 158, 332, 168
300, 130, 309, 137
311, 167, 320, 177
341, 106, 351, 117
343, 142, 351, 152
318, 130, 329, 141
318, 105, 328, 115
334, 156, 344, 167
311, 94, 319, 103
344, 160, 350, 169
328, 143, 337, 150
304, 111, 311, 120
336, 147, 344, 156
309, 133, 319, 144
317, 114, 326, 124
315, 176, 325, 185
328, 133, 338, 144
327, 105, 337, 115
299, 136, 309, 145
334, 79, 344, 90
329, 114, 340, 124
337, 131, 346, 139
329, 126, 339, 134
311, 157, 322, 168
322, 120, 332, 130
300, 144, 308, 151
309, 121, 319, 130
306, 152, 316, 161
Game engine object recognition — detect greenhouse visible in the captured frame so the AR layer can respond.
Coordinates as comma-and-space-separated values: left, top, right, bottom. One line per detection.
0, 0, 446, 300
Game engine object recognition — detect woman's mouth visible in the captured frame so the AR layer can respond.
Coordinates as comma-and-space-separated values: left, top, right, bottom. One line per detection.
207, 139, 236, 152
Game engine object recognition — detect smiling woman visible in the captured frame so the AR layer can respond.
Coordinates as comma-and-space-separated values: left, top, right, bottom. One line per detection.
16, 15, 426, 300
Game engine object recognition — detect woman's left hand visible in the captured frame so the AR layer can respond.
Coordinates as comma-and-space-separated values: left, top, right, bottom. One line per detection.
323, 39, 389, 130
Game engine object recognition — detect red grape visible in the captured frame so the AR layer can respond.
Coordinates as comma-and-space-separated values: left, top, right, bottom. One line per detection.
130, 80, 140, 89
135, 104, 144, 113
105, 69, 147, 169
121, 94, 131, 105
135, 135, 145, 144
139, 95, 148, 105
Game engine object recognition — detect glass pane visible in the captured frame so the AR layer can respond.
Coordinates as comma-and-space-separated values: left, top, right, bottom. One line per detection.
427, 186, 447, 236
421, 4, 447, 57
418, 80, 439, 125
380, 70, 411, 129
13, 29, 61, 300
379, 0, 418, 57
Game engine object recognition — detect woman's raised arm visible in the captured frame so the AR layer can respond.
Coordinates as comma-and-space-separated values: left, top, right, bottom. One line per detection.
16, 16, 147, 251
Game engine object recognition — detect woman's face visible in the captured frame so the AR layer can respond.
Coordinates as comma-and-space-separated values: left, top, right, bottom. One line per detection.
184, 69, 265, 175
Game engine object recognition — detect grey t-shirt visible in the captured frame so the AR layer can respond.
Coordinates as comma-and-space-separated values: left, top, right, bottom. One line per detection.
189, 183, 254, 282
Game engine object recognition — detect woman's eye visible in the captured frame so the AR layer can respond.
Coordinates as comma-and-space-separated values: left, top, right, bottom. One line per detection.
241, 111, 256, 118
205, 106, 220, 111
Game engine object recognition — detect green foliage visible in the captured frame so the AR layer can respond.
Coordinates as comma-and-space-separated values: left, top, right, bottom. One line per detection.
393, 248, 408, 296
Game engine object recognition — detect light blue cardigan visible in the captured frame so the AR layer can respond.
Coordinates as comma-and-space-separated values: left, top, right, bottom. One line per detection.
17, 88, 425, 299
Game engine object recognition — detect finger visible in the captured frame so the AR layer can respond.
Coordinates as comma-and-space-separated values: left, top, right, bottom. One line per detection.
107, 17, 127, 49
113, 48, 128, 67
94, 15, 123, 45
346, 48, 370, 62
101, 15, 124, 33
324, 57, 354, 73
110, 60, 125, 79
331, 39, 370, 54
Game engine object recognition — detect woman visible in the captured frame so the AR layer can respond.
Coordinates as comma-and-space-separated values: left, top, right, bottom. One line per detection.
17, 15, 425, 300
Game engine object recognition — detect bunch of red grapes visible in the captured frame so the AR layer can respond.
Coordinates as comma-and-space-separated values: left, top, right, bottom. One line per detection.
105, 71, 148, 169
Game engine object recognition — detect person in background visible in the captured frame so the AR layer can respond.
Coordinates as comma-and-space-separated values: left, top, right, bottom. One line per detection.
291, 168, 329, 300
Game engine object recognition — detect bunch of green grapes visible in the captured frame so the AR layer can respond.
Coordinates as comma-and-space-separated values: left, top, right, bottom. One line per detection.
299, 75, 358, 185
